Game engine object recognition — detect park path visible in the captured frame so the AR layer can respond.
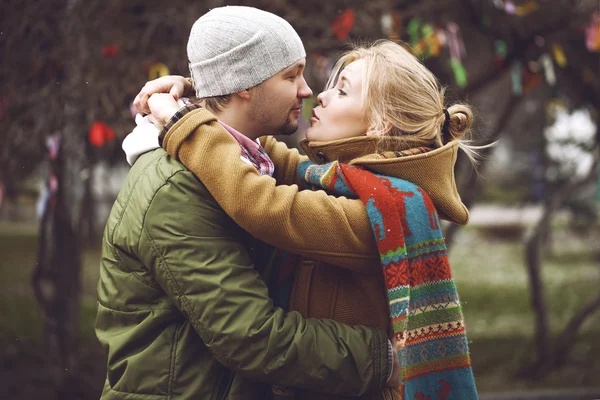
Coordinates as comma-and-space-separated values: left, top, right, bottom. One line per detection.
480, 387, 600, 400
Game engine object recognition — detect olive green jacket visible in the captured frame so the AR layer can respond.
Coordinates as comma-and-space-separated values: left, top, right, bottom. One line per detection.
95, 149, 389, 399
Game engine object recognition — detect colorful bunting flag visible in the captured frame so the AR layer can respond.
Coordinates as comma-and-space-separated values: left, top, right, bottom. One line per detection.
494, 40, 508, 68
539, 54, 556, 86
148, 63, 169, 80
89, 121, 116, 148
450, 58, 468, 88
522, 68, 543, 94
515, 1, 539, 16
102, 44, 119, 58
585, 12, 600, 52
551, 44, 567, 68
492, 0, 504, 9
412, 24, 442, 57
446, 22, 467, 60
407, 18, 422, 45
381, 10, 402, 39
46, 131, 61, 161
331, 9, 355, 41
510, 62, 523, 95
504, 1, 517, 15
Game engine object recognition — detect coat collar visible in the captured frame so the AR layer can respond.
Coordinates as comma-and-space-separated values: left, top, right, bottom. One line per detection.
299, 136, 469, 225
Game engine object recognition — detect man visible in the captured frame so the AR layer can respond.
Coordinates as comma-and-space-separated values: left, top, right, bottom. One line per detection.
97, 6, 397, 400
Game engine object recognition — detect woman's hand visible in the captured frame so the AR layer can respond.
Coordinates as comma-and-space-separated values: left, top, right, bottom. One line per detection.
134, 75, 192, 115
147, 94, 181, 130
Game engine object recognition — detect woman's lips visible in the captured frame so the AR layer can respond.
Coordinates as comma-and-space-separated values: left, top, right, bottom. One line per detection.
312, 109, 319, 120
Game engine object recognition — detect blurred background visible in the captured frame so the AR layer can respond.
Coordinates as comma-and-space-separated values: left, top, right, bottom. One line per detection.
1, 0, 599, 398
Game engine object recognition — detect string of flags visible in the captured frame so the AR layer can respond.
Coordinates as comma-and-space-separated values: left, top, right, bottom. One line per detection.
381, 2, 594, 93
492, 0, 539, 17
90, 3, 597, 129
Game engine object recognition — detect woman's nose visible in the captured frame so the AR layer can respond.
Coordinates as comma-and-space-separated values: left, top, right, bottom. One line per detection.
317, 90, 327, 107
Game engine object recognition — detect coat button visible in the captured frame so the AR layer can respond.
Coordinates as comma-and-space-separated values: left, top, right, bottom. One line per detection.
315, 152, 328, 163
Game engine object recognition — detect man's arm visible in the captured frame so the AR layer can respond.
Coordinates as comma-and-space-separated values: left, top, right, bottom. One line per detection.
137, 169, 389, 395
161, 108, 380, 273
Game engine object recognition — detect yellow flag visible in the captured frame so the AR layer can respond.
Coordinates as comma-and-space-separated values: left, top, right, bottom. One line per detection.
551, 44, 567, 68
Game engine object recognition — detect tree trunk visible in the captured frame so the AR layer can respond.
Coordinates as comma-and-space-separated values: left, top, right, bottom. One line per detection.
523, 215, 551, 373
31, 0, 89, 395
522, 151, 599, 376
552, 292, 600, 367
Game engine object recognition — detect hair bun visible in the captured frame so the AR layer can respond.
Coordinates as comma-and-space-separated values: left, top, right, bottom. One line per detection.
446, 104, 473, 141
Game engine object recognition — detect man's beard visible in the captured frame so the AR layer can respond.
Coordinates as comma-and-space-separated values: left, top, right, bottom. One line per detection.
249, 102, 298, 137
277, 117, 298, 136
249, 85, 299, 137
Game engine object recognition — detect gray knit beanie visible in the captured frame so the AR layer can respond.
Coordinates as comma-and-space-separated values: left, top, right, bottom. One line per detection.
187, 6, 306, 98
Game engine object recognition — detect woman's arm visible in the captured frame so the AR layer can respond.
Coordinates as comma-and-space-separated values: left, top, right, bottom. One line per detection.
260, 136, 309, 187
162, 108, 380, 274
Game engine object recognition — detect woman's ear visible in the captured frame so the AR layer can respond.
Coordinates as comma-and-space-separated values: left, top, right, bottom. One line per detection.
366, 121, 393, 136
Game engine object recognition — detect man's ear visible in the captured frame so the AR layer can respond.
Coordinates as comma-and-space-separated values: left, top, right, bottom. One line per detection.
236, 89, 251, 101
366, 121, 393, 136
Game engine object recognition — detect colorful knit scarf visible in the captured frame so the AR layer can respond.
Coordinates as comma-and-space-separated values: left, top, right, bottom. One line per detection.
298, 160, 479, 400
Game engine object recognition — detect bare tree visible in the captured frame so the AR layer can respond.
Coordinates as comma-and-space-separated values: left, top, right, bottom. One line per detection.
31, 0, 89, 396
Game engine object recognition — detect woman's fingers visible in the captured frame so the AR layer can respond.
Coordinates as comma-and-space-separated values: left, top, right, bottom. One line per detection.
147, 94, 180, 129
133, 76, 188, 115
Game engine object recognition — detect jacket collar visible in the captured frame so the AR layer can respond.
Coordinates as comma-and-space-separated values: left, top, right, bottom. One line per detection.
299, 136, 469, 225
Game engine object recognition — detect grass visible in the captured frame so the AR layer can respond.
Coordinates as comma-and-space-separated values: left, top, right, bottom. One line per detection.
0, 227, 101, 344
1, 220, 599, 395
449, 226, 600, 391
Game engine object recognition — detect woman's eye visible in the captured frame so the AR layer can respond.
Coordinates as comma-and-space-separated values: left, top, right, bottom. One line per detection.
338, 89, 347, 96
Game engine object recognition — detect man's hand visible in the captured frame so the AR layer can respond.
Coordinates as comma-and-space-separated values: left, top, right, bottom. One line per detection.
134, 75, 192, 115
386, 337, 401, 388
147, 94, 181, 130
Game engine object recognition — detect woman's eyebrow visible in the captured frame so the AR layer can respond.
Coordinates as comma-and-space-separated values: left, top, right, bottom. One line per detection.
340, 76, 352, 87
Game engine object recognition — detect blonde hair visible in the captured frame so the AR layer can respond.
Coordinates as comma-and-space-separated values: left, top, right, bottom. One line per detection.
326, 40, 481, 163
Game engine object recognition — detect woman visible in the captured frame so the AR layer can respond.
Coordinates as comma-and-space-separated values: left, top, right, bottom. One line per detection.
130, 40, 479, 400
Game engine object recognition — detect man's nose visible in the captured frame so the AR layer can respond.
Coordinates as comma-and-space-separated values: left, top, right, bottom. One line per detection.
298, 76, 313, 99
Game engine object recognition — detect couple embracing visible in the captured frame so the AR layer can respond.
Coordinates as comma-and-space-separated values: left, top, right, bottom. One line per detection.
97, 6, 479, 400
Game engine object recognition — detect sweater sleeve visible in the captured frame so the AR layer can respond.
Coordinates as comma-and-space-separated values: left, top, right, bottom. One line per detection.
162, 108, 380, 274
259, 136, 309, 187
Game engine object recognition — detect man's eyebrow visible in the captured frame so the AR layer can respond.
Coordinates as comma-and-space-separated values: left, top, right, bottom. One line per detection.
286, 62, 305, 74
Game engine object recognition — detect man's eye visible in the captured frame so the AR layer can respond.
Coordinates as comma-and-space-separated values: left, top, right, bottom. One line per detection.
289, 76, 297, 81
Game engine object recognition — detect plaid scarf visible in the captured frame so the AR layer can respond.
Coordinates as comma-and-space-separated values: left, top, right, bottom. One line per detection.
298, 160, 478, 400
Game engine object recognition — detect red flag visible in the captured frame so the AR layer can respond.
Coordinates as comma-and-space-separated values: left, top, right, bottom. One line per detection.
89, 121, 116, 148
102, 44, 119, 58
331, 9, 355, 41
